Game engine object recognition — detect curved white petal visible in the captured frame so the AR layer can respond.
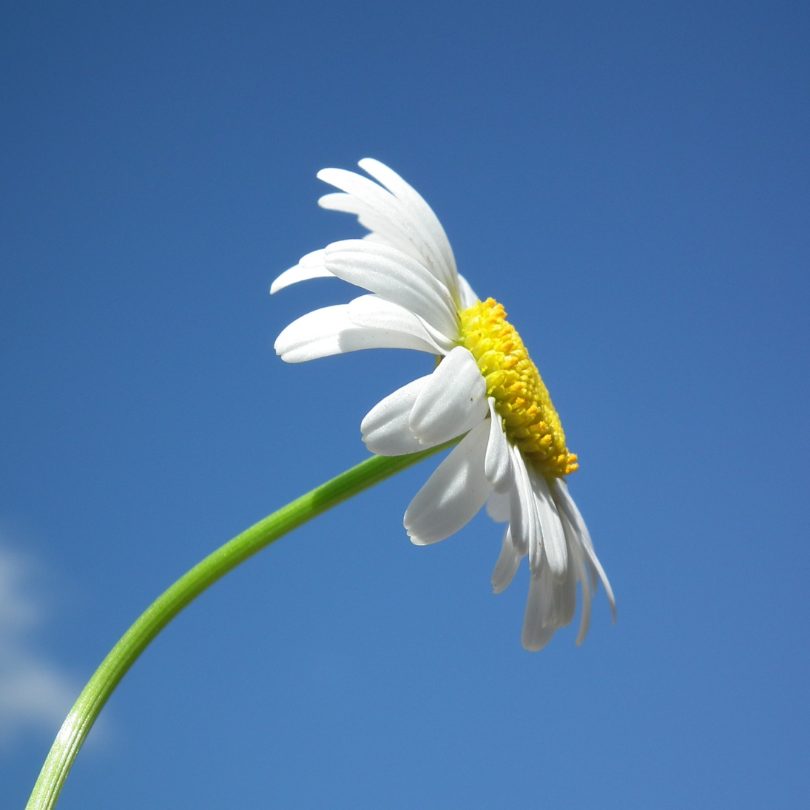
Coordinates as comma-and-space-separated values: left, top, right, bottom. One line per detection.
275, 302, 438, 363
507, 445, 540, 557
358, 157, 458, 287
324, 239, 459, 339
274, 304, 350, 362
404, 419, 491, 545
317, 166, 458, 296
319, 192, 423, 260
551, 479, 616, 620
491, 528, 522, 594
560, 512, 593, 644
409, 347, 488, 446
360, 375, 432, 456
484, 400, 511, 492
318, 168, 420, 234
457, 273, 480, 309
529, 470, 568, 577
347, 295, 449, 354
270, 250, 331, 294
317, 191, 363, 215
486, 489, 511, 523
582, 543, 617, 621
559, 544, 578, 628
522, 571, 557, 652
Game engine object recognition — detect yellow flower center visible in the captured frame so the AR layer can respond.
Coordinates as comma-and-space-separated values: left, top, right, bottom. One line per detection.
459, 298, 579, 478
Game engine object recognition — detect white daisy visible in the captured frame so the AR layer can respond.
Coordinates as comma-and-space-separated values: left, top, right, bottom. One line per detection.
271, 158, 615, 651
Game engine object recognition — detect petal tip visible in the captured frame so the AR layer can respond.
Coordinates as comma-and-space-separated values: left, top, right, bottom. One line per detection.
405, 528, 429, 547
403, 513, 435, 546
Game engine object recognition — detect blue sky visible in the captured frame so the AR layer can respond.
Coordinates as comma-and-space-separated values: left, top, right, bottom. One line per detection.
2, 2, 809, 807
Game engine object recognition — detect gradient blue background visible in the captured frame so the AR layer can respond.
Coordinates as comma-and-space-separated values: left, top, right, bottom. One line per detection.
3, 2, 808, 807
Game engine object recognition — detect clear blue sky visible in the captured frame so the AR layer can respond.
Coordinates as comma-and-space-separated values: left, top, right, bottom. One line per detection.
3, 2, 809, 807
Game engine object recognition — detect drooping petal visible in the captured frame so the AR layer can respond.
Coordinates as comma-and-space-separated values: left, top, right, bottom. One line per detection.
507, 445, 541, 557
529, 470, 568, 577
575, 563, 593, 644
582, 542, 617, 622
484, 399, 511, 492
275, 302, 438, 363
404, 419, 491, 545
551, 478, 616, 620
409, 347, 488, 446
559, 511, 593, 644
491, 528, 523, 594
522, 555, 578, 651
323, 239, 459, 340
360, 375, 432, 455
558, 542, 579, 628
521, 571, 557, 652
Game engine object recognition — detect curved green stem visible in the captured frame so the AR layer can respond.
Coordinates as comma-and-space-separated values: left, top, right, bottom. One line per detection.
26, 445, 450, 810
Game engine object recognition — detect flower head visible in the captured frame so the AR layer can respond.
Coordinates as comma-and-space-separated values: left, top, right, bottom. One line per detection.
272, 159, 615, 650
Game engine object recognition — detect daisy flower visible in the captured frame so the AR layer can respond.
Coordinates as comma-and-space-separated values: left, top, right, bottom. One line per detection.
271, 159, 615, 651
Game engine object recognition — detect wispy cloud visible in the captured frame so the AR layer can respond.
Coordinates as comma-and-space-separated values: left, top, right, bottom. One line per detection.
0, 544, 76, 748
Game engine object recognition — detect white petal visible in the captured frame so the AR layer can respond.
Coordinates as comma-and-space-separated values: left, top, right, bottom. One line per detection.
318, 168, 428, 253
275, 302, 437, 363
457, 273, 480, 309
484, 400, 511, 492
522, 572, 557, 652
358, 158, 458, 290
360, 375, 431, 456
319, 192, 421, 260
486, 489, 511, 523
560, 513, 593, 644
324, 239, 459, 339
270, 250, 331, 294
409, 347, 488, 446
318, 166, 457, 295
404, 419, 491, 545
274, 304, 350, 362
491, 528, 522, 594
559, 544, 578, 628
347, 295, 449, 354
529, 470, 568, 577
582, 543, 617, 621
551, 479, 616, 620
317, 191, 363, 215
507, 445, 540, 557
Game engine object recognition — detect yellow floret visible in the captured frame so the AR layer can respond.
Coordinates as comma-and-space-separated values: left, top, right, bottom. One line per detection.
459, 298, 578, 478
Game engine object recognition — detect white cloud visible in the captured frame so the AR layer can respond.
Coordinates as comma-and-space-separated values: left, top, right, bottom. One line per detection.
0, 545, 76, 748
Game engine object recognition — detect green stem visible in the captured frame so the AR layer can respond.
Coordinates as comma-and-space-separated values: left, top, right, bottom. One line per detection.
26, 445, 449, 810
